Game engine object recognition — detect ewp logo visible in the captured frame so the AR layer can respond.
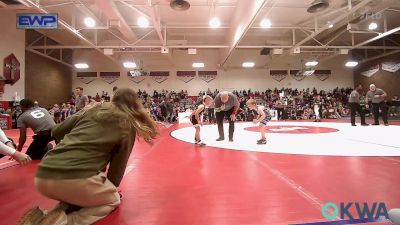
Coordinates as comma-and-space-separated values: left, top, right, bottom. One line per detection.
17, 14, 58, 29
322, 202, 388, 220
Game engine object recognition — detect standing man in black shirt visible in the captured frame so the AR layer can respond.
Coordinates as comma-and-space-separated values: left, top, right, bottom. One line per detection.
214, 91, 239, 142
349, 85, 368, 126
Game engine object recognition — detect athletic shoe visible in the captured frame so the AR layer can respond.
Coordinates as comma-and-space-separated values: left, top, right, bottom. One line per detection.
361, 124, 369, 126
17, 206, 45, 225
351, 124, 356, 126
195, 141, 206, 146
257, 139, 267, 145
229, 138, 233, 142
385, 123, 389, 126
372, 123, 380, 126
216, 137, 224, 141
38, 209, 67, 225
388, 208, 400, 225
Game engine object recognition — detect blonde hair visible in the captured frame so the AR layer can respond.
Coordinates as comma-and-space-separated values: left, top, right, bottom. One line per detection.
93, 88, 159, 143
246, 99, 257, 106
203, 95, 212, 103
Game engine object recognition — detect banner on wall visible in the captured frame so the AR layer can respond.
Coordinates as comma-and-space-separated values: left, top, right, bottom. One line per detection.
270, 70, 288, 82
99, 72, 120, 84
177, 71, 196, 83
127, 70, 147, 83
77, 72, 97, 84
382, 61, 400, 73
3, 53, 20, 85
361, 64, 379, 77
149, 71, 169, 83
289, 70, 305, 81
314, 70, 331, 81
198, 70, 217, 83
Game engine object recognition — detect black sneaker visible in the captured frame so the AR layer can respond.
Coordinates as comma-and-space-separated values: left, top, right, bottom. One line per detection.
229, 138, 233, 142
351, 124, 356, 126
361, 123, 369, 126
195, 141, 206, 146
384, 123, 389, 126
216, 137, 224, 141
372, 123, 380, 126
257, 139, 267, 145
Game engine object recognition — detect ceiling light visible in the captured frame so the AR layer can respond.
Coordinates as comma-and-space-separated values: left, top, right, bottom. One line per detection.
192, 62, 204, 68
260, 19, 271, 28
84, 17, 96, 28
305, 61, 318, 66
368, 22, 378, 30
123, 62, 137, 69
242, 62, 255, 68
345, 61, 358, 67
74, 63, 89, 69
209, 17, 221, 28
138, 16, 150, 28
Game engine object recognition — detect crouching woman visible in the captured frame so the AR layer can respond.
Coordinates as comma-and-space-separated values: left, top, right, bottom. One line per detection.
20, 88, 158, 225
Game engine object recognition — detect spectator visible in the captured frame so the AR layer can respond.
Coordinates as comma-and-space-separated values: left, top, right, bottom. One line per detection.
74, 87, 89, 111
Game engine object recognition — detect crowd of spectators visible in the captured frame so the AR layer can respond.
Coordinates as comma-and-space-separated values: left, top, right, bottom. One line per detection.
13, 87, 398, 126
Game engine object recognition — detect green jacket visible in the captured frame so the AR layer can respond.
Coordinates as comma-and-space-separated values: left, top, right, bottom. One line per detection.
36, 104, 136, 187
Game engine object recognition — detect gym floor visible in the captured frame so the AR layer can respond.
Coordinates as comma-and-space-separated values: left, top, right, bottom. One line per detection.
0, 119, 399, 225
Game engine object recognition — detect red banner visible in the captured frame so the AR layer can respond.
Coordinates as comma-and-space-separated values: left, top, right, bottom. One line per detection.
3, 53, 20, 85
314, 70, 331, 81
198, 71, 217, 83
99, 72, 120, 84
270, 70, 288, 82
77, 72, 97, 84
177, 71, 196, 83
149, 71, 169, 83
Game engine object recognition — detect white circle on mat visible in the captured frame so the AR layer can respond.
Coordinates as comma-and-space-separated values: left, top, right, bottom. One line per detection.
170, 122, 400, 156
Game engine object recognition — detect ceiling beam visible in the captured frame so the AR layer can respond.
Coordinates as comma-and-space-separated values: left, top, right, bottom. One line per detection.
291, 0, 375, 50
17, 0, 121, 66
219, 0, 268, 67
360, 49, 400, 63
27, 45, 400, 50
95, 0, 138, 43
26, 49, 73, 67
141, 0, 164, 45
355, 26, 400, 47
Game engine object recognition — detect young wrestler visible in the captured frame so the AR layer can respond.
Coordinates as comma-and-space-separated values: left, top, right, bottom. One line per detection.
190, 95, 213, 145
246, 99, 272, 145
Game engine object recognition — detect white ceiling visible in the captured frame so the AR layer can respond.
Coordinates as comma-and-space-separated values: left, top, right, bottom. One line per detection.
2, 0, 400, 67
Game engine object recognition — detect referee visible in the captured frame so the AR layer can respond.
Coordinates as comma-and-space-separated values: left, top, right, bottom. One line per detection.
214, 91, 239, 142
349, 85, 368, 126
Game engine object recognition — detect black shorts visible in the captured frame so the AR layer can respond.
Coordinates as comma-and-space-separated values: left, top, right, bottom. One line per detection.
260, 118, 270, 125
190, 114, 200, 126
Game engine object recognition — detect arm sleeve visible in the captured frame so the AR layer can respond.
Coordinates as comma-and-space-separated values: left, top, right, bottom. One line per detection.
52, 114, 81, 142
0, 129, 9, 143
0, 141, 16, 156
16, 116, 26, 129
231, 94, 240, 115
0, 130, 16, 155
214, 94, 221, 108
107, 132, 136, 187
